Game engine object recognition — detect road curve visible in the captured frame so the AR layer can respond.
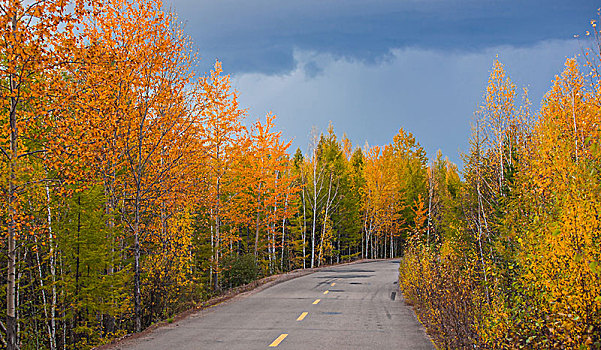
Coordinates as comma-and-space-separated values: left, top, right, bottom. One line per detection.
113, 259, 434, 350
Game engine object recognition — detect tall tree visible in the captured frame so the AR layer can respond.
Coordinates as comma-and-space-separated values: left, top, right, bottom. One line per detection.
196, 61, 245, 291
0, 1, 84, 348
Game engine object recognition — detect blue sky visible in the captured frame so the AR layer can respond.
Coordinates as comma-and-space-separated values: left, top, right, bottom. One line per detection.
168, 0, 598, 164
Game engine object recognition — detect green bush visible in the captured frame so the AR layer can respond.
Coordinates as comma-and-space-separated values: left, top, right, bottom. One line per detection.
220, 254, 259, 289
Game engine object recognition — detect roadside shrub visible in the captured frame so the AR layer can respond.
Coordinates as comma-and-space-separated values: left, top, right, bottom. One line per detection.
220, 254, 260, 289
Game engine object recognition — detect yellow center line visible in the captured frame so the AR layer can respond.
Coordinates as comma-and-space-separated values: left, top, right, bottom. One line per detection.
331, 282, 336, 287
323, 290, 329, 295
296, 312, 308, 321
269, 333, 288, 347
312, 299, 321, 304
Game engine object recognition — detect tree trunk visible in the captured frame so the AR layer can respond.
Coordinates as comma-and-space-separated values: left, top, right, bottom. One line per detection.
6, 32, 18, 349
134, 189, 142, 332
301, 178, 307, 269
45, 185, 57, 350
254, 193, 261, 258
311, 194, 317, 269
474, 121, 490, 303
427, 171, 433, 246
280, 192, 289, 271
209, 214, 213, 288
74, 195, 82, 342
104, 177, 116, 334
214, 174, 221, 291
319, 173, 334, 266
34, 234, 54, 350
311, 148, 318, 268
214, 214, 220, 291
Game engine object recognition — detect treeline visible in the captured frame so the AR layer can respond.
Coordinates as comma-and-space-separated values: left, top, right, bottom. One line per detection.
0, 0, 296, 348
8, 0, 599, 349
399, 24, 601, 350
290, 125, 427, 269
0, 0, 431, 349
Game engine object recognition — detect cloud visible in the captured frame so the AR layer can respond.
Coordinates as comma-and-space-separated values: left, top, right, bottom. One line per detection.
168, 0, 596, 75
232, 39, 583, 165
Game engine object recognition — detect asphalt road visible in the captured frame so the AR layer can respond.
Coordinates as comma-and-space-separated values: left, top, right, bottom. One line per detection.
113, 259, 434, 350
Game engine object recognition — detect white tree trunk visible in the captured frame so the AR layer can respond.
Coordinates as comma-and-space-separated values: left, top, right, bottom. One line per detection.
45, 185, 57, 350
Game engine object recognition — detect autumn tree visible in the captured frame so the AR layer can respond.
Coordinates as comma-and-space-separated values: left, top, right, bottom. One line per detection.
195, 61, 245, 290
507, 58, 601, 347
0, 1, 86, 348
244, 114, 295, 271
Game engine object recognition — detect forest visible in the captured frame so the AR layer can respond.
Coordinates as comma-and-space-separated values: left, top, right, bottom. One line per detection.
0, 0, 428, 349
1, 0, 600, 349
399, 29, 601, 350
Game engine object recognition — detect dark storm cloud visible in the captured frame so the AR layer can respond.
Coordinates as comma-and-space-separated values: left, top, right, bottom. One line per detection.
168, 0, 598, 75
232, 40, 582, 165
167, 0, 597, 164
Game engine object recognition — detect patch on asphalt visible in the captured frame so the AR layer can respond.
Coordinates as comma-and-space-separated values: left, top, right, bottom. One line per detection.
391, 291, 397, 300
320, 269, 375, 273
316, 274, 373, 279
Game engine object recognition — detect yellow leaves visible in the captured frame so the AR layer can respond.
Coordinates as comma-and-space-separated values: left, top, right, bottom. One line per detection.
411, 194, 428, 239
362, 128, 425, 247
491, 55, 601, 349
401, 22, 601, 349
